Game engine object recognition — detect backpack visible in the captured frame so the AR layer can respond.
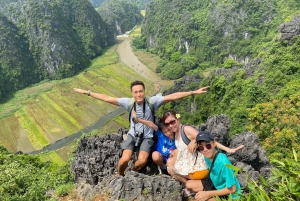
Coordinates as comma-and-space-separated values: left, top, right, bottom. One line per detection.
180, 124, 191, 145
127, 97, 155, 123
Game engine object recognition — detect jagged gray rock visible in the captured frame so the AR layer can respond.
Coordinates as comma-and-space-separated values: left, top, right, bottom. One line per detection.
206, 114, 231, 145
211, 57, 263, 83
163, 74, 204, 95
71, 115, 272, 200
111, 172, 182, 201
278, 14, 300, 43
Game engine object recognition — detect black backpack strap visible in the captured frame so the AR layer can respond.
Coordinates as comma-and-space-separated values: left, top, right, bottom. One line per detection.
127, 98, 135, 122
128, 97, 155, 123
209, 152, 219, 174
181, 124, 191, 145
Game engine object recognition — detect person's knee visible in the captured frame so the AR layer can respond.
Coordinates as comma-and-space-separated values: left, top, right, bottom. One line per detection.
152, 151, 162, 163
185, 180, 192, 189
137, 154, 149, 166
137, 156, 148, 166
120, 151, 132, 164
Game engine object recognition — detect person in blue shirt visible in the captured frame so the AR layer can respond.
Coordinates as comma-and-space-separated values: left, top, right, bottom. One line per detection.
185, 131, 241, 201
132, 110, 175, 173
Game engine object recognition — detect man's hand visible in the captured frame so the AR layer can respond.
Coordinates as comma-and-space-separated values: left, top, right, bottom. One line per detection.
73, 88, 86, 94
132, 110, 138, 123
195, 191, 212, 201
187, 140, 197, 154
193, 86, 210, 95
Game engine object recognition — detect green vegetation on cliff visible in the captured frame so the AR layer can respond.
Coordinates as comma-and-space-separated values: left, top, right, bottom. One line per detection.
97, 0, 143, 36
0, 0, 115, 102
0, 13, 40, 101
159, 18, 300, 160
0, 146, 73, 201
133, 0, 300, 79
89, 0, 153, 9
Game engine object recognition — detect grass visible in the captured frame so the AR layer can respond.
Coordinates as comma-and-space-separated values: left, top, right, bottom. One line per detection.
133, 50, 161, 73
129, 26, 142, 37
16, 108, 49, 149
0, 79, 72, 119
39, 151, 66, 166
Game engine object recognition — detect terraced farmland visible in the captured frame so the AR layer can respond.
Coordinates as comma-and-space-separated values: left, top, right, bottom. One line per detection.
0, 45, 156, 154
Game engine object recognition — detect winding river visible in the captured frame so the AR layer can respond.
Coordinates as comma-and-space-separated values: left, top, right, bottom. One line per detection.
29, 36, 173, 154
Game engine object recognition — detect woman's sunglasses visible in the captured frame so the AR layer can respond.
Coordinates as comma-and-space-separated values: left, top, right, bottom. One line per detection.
198, 144, 212, 151
164, 119, 176, 127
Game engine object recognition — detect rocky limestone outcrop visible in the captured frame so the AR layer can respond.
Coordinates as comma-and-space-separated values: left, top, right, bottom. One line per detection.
71, 114, 272, 201
211, 57, 263, 83
278, 14, 300, 43
163, 74, 204, 95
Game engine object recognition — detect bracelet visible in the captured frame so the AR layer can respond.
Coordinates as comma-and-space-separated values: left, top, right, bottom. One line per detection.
87, 90, 91, 96
191, 91, 194, 96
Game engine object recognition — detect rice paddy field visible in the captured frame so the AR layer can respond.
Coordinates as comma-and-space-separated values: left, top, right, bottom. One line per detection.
0, 44, 157, 162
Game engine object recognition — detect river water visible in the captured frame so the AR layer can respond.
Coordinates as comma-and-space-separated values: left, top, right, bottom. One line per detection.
29, 37, 173, 154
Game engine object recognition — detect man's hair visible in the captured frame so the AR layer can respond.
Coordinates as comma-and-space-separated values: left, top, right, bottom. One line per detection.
130, 80, 145, 91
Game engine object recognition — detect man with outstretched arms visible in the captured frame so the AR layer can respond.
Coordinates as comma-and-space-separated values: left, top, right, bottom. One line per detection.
73, 80, 209, 179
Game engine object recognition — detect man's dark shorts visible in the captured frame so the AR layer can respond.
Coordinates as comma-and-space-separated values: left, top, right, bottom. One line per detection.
121, 134, 154, 153
201, 177, 228, 199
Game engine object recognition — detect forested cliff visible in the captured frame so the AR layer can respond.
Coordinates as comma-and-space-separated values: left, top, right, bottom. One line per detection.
89, 0, 153, 9
97, 0, 143, 36
134, 0, 300, 79
0, 0, 112, 101
0, 0, 143, 103
132, 0, 300, 159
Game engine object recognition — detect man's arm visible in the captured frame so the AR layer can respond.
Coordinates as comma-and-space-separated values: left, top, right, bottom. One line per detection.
215, 142, 244, 153
132, 110, 158, 131
195, 185, 237, 201
73, 88, 119, 106
162, 86, 210, 104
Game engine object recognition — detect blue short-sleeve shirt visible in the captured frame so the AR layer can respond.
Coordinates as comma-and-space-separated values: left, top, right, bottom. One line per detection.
155, 128, 176, 157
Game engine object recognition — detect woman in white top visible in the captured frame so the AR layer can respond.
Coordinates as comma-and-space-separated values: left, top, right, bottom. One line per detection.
162, 110, 243, 186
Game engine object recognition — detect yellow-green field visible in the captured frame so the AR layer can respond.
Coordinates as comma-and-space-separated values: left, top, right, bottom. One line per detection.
0, 45, 156, 154
129, 26, 142, 37
133, 50, 161, 73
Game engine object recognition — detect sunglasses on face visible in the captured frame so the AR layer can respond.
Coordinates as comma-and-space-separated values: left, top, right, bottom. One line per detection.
164, 119, 176, 127
198, 143, 212, 151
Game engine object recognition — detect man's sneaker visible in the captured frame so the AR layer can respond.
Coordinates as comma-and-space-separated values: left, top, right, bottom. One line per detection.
182, 188, 195, 198
161, 168, 169, 175
157, 166, 162, 175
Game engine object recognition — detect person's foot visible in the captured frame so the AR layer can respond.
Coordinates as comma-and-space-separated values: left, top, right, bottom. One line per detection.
157, 166, 162, 175
161, 168, 169, 175
182, 188, 195, 198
